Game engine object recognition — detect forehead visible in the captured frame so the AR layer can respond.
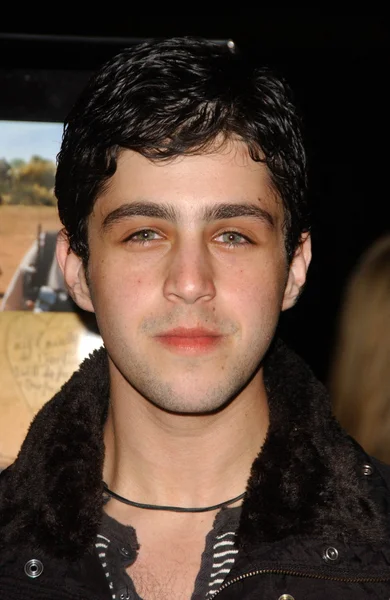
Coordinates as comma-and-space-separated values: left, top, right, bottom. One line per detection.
94, 141, 283, 223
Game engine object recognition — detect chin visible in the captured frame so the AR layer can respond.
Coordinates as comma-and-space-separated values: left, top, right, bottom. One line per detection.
147, 390, 237, 416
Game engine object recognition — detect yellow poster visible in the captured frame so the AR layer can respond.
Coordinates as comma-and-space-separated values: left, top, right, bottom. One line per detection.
0, 311, 102, 468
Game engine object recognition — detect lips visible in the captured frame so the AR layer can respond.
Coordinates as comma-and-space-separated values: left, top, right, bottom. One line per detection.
155, 327, 222, 353
159, 327, 220, 338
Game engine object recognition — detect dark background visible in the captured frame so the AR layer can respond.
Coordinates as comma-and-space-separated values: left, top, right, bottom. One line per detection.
1, 12, 389, 383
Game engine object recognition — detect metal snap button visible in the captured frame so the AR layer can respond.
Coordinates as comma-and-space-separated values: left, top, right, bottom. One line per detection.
323, 546, 339, 562
362, 463, 374, 476
24, 559, 44, 578
278, 595, 295, 600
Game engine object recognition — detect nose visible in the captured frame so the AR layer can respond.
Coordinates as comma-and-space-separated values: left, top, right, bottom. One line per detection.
163, 239, 216, 304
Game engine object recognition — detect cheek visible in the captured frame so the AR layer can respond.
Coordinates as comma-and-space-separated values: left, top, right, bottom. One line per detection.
90, 264, 156, 315
223, 262, 286, 309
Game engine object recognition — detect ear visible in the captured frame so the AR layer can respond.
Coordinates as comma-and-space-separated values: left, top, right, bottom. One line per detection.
282, 232, 312, 311
56, 229, 95, 313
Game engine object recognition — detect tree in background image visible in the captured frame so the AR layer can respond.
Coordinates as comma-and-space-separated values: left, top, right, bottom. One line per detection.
0, 155, 56, 206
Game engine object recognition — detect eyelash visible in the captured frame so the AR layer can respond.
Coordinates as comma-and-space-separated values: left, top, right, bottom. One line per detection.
215, 231, 252, 247
124, 229, 253, 247
124, 229, 162, 245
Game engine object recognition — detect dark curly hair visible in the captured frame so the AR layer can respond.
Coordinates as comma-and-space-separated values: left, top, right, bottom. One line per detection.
55, 36, 309, 264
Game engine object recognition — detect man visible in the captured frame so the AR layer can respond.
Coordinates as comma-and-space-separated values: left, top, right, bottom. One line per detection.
1, 36, 390, 600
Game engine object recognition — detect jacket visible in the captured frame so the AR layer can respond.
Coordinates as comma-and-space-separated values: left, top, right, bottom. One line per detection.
1, 338, 390, 599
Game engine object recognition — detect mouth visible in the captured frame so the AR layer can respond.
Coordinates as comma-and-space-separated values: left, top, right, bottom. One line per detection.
155, 327, 223, 354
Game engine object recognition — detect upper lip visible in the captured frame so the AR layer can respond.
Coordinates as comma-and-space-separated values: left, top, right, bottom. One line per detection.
156, 327, 221, 338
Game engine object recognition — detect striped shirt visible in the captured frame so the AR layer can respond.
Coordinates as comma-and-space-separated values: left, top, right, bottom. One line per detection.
95, 505, 241, 600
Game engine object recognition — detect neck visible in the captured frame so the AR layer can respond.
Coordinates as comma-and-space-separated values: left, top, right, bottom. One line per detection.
103, 369, 269, 508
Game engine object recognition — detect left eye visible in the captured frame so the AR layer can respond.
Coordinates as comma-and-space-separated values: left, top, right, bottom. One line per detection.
216, 232, 249, 245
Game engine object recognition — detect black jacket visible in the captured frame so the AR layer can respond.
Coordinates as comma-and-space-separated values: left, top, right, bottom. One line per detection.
1, 339, 390, 599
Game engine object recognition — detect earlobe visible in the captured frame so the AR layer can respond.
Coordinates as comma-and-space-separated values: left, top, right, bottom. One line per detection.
56, 229, 95, 313
282, 232, 312, 311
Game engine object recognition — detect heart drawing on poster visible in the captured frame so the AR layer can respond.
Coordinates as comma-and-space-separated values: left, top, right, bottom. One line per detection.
5, 313, 89, 414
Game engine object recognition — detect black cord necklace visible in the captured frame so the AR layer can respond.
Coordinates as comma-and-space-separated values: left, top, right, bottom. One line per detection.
103, 482, 245, 513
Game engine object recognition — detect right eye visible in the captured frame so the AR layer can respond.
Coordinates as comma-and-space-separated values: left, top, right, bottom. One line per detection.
125, 229, 162, 244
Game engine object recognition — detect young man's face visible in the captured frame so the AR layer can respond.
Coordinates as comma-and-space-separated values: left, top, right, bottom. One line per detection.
61, 140, 310, 414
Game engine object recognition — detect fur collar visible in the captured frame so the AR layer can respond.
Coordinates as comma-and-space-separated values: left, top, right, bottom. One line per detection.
0, 338, 385, 558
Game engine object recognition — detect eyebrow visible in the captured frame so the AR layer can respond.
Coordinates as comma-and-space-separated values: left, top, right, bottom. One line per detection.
203, 203, 275, 228
101, 200, 275, 231
102, 202, 177, 230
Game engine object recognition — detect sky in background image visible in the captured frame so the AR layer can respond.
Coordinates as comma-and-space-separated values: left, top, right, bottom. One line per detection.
0, 120, 63, 163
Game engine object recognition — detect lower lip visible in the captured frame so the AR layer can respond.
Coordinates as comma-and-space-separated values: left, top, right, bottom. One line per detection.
156, 335, 221, 354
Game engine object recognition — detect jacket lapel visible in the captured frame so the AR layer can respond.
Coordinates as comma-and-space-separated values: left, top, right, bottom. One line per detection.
239, 339, 385, 548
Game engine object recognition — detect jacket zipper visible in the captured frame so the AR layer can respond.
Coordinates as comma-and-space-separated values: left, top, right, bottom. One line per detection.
213, 568, 390, 596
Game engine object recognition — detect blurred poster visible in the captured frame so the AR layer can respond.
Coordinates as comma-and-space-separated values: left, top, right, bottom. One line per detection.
0, 311, 103, 468
0, 120, 103, 467
0, 119, 75, 312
